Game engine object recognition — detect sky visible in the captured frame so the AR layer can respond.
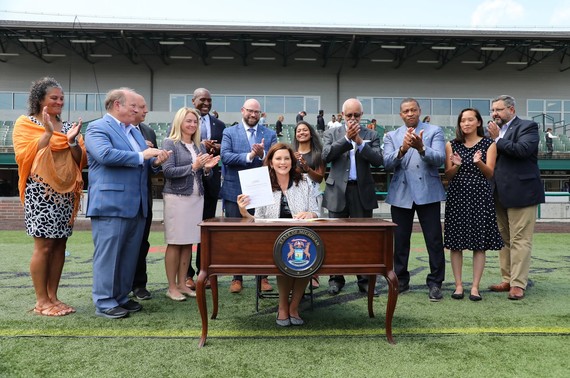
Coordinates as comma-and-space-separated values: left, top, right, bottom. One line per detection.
1, 0, 570, 31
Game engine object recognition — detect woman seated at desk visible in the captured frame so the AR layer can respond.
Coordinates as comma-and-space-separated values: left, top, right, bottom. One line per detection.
237, 143, 320, 327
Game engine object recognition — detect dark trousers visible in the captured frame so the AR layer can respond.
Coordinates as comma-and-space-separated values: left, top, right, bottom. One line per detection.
187, 194, 218, 279
132, 202, 152, 291
327, 182, 373, 286
391, 202, 445, 289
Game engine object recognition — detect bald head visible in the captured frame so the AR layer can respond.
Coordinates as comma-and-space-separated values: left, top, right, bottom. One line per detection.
134, 93, 148, 125
241, 99, 262, 127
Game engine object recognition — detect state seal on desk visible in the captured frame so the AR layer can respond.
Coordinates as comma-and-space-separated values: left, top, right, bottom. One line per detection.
273, 227, 324, 278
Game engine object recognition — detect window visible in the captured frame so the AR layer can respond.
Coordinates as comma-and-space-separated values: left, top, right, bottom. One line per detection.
266, 96, 284, 113
305, 97, 320, 114
226, 96, 246, 112
211, 96, 225, 112
0, 93, 12, 110
432, 99, 451, 115
285, 97, 304, 113
451, 99, 469, 115
372, 98, 391, 115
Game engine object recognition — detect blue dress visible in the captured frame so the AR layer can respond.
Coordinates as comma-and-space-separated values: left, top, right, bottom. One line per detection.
444, 137, 504, 251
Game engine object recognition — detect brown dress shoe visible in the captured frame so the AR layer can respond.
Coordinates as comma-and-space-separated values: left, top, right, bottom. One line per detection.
489, 282, 510, 292
230, 279, 243, 293
508, 286, 525, 300
260, 277, 273, 292
205, 278, 211, 289
185, 277, 196, 290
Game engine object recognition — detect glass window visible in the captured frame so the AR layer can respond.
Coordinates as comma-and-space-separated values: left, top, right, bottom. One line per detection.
0, 93, 12, 110
547, 112, 561, 123
305, 97, 319, 114
546, 100, 561, 112
75, 94, 87, 111
266, 96, 284, 113
14, 93, 27, 110
528, 112, 545, 126
226, 96, 245, 112
285, 96, 304, 113
170, 95, 185, 111
86, 94, 97, 111
392, 98, 404, 114
452, 99, 469, 115
432, 99, 451, 115
211, 95, 225, 112
564, 101, 570, 111
565, 112, 570, 124
527, 100, 543, 112
373, 98, 391, 115
359, 98, 372, 114
416, 99, 431, 114
471, 99, 490, 114
96, 94, 106, 111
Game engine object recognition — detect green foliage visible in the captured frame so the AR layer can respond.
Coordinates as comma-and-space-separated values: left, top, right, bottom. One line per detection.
1, 231, 569, 377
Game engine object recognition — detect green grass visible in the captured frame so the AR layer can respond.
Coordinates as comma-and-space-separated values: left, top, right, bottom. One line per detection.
1, 231, 570, 377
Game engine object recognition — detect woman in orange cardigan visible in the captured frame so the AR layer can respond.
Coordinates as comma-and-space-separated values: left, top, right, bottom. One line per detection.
13, 77, 87, 317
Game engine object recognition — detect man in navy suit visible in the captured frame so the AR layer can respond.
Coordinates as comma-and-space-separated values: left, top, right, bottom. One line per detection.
220, 98, 277, 293
487, 95, 545, 300
185, 88, 226, 290
383, 98, 446, 301
86, 88, 171, 319
322, 98, 384, 296
131, 93, 158, 301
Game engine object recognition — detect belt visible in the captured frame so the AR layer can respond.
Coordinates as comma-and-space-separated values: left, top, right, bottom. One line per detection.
347, 180, 358, 185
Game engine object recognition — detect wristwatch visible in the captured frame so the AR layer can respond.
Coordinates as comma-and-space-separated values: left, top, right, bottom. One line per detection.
419, 145, 426, 153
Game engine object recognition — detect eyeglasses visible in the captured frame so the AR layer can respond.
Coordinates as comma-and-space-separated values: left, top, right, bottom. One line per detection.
490, 107, 506, 114
344, 113, 362, 119
243, 108, 261, 116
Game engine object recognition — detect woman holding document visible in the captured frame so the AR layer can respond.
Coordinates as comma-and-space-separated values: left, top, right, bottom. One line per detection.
237, 143, 320, 326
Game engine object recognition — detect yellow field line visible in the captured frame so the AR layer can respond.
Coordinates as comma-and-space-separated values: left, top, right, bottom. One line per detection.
2, 327, 570, 338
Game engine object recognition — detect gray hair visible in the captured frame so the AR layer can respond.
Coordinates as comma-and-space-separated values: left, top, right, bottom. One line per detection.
492, 95, 516, 108
104, 87, 135, 111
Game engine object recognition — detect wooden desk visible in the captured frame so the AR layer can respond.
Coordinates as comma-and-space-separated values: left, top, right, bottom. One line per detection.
197, 217, 398, 347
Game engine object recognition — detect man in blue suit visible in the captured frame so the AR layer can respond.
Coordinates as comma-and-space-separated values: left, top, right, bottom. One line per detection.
220, 98, 277, 293
487, 95, 545, 300
86, 88, 171, 319
383, 98, 446, 301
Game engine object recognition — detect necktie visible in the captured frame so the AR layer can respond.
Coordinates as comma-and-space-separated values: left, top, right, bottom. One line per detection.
200, 117, 207, 140
248, 128, 256, 147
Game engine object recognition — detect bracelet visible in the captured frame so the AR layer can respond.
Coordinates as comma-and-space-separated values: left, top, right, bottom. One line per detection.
68, 138, 78, 147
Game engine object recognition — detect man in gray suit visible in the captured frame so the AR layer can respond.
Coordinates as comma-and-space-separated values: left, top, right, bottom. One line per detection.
383, 98, 446, 301
322, 98, 383, 295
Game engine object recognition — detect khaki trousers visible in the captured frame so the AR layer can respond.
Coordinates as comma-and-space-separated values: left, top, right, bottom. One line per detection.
495, 202, 537, 289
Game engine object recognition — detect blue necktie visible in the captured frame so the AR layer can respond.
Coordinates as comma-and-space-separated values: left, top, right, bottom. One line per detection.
200, 117, 207, 140
248, 128, 256, 147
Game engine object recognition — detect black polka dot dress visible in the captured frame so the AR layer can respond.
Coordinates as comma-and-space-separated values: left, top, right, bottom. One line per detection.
444, 138, 504, 252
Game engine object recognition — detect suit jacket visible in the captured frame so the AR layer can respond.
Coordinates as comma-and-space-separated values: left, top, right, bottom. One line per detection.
493, 116, 545, 208
85, 114, 152, 218
137, 122, 158, 206
321, 125, 383, 212
220, 122, 277, 202
202, 114, 226, 201
383, 122, 446, 209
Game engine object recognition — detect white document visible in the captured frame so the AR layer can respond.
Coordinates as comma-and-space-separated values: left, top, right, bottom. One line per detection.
238, 166, 274, 209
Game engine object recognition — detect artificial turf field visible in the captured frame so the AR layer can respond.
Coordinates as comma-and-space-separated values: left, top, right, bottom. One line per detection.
1, 229, 569, 377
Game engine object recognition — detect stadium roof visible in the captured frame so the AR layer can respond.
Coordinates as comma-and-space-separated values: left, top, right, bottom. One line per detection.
2, 20, 570, 71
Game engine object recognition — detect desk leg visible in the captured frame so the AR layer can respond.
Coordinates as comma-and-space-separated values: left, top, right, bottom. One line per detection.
367, 274, 376, 318
197, 270, 208, 347
385, 270, 399, 344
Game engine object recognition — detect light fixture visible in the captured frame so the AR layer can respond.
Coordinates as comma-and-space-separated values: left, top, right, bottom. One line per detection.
530, 47, 554, 52
0, 52, 19, 57
159, 41, 184, 45
211, 56, 234, 60
381, 45, 405, 49
89, 54, 113, 58
206, 41, 231, 46
417, 60, 438, 64
42, 53, 66, 57
296, 43, 321, 48
19, 38, 45, 43
251, 42, 276, 47
506, 61, 528, 65
431, 46, 456, 50
294, 57, 317, 61
252, 56, 276, 61
481, 46, 505, 51
169, 55, 193, 59
371, 59, 393, 63
70, 39, 96, 44
461, 60, 483, 64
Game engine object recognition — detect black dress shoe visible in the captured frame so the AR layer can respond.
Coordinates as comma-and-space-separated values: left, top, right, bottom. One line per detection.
428, 286, 443, 301
357, 282, 381, 297
398, 283, 410, 294
121, 300, 142, 313
328, 282, 343, 295
469, 294, 482, 301
133, 287, 152, 300
451, 291, 464, 300
95, 306, 129, 319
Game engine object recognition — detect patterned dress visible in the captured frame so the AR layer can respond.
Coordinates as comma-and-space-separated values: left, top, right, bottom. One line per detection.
444, 137, 504, 251
24, 116, 75, 238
